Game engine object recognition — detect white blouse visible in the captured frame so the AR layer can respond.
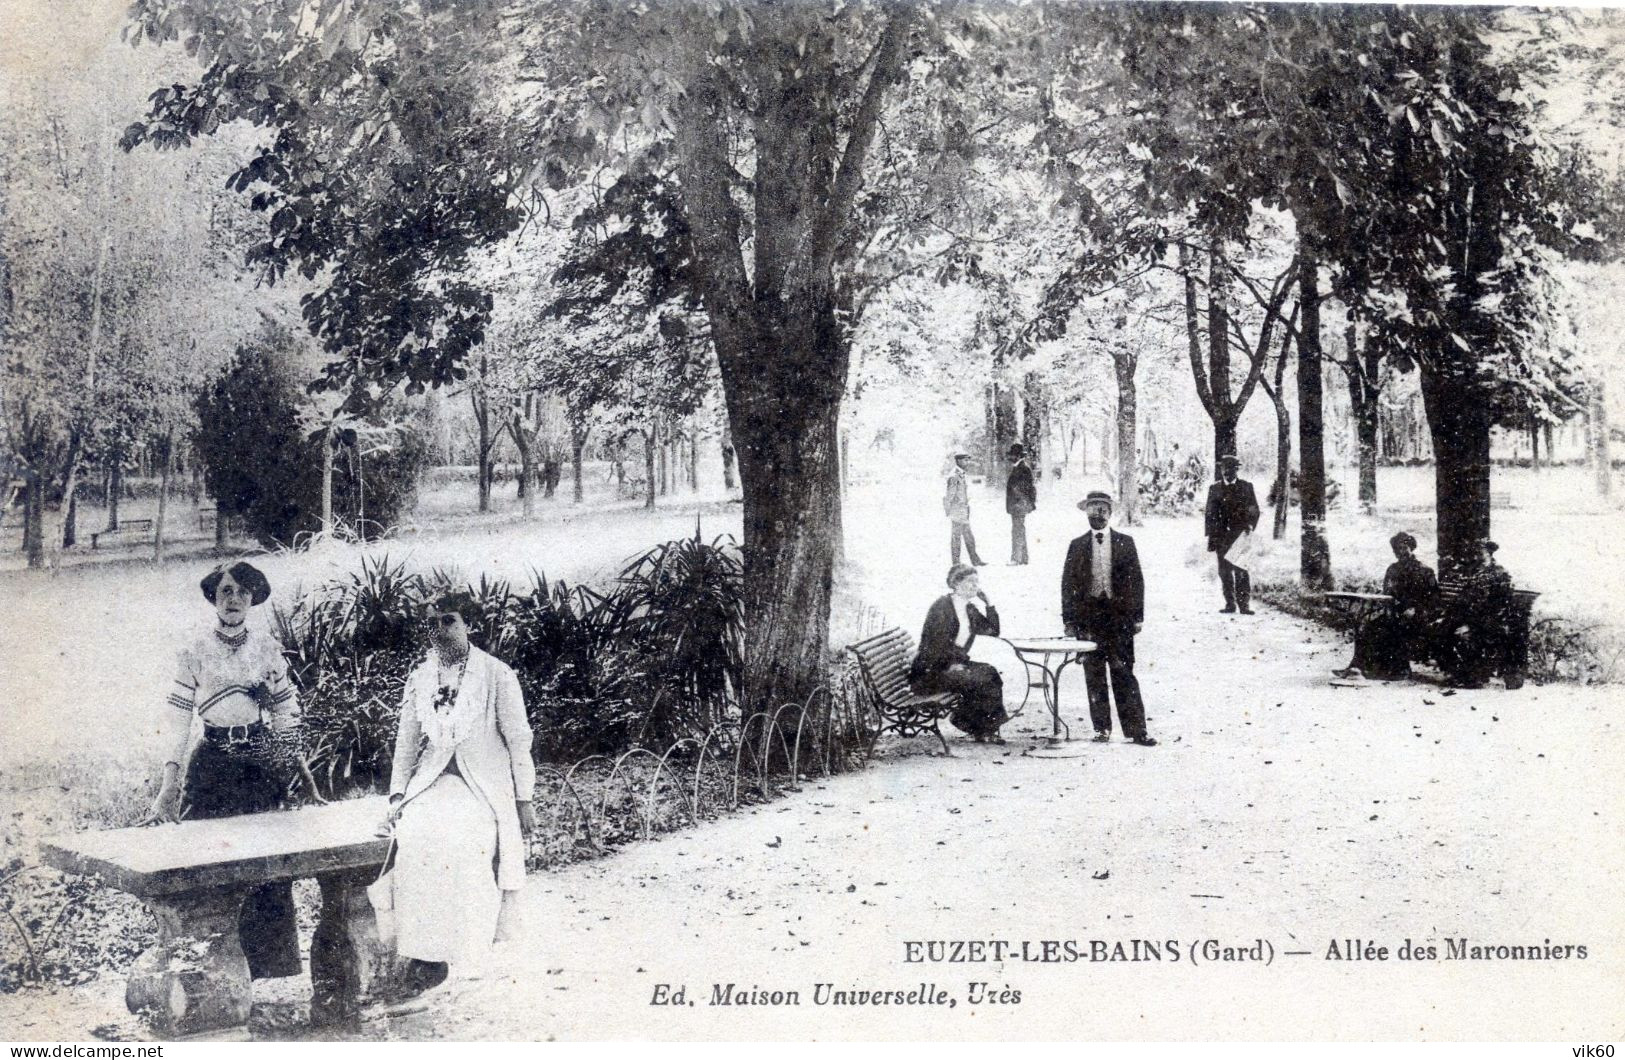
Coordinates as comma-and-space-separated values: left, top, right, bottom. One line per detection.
155, 626, 301, 765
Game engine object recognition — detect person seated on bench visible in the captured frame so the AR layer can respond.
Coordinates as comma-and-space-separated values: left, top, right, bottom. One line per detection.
1333, 531, 1439, 681
378, 591, 537, 1002
908, 565, 1007, 744
1433, 538, 1515, 688
141, 560, 326, 981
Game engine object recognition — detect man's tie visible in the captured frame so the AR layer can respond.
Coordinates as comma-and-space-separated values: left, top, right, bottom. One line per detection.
1095, 532, 1104, 543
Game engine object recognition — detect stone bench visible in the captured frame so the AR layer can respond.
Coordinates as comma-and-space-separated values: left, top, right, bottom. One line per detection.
40, 796, 393, 1037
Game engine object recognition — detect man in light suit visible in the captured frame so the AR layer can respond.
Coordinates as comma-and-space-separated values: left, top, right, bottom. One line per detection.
944, 452, 985, 566
1204, 454, 1261, 614
1061, 490, 1156, 746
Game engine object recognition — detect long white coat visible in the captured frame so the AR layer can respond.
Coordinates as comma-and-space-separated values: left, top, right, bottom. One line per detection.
389, 647, 536, 890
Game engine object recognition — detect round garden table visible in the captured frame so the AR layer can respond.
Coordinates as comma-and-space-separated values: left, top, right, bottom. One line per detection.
1001, 637, 1097, 741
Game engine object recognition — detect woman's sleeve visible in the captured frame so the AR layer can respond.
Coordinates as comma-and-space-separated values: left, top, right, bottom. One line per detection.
915, 598, 949, 672
388, 672, 423, 797
980, 604, 1001, 638
264, 646, 302, 732
496, 666, 536, 802
158, 648, 198, 766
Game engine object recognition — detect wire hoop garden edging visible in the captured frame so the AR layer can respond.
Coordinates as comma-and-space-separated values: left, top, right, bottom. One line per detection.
524, 670, 885, 872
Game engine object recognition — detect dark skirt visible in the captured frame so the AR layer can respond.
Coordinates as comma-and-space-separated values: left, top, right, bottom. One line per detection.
913, 663, 1007, 738
184, 729, 303, 980
1350, 612, 1419, 681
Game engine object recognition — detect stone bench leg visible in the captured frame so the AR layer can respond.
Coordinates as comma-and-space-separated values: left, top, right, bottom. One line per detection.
311, 869, 397, 1025
126, 885, 252, 1037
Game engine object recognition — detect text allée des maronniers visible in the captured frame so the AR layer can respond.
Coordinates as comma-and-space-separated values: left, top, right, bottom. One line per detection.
900, 937, 1589, 965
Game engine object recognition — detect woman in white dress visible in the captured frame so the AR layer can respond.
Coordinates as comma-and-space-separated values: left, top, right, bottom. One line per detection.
380, 591, 537, 998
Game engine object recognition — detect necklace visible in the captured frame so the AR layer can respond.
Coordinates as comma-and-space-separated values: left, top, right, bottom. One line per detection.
214, 626, 248, 650
433, 650, 469, 714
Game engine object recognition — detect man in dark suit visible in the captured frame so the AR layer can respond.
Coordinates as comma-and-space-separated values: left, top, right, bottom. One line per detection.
1061, 490, 1156, 746
1005, 443, 1037, 565
1204, 454, 1261, 614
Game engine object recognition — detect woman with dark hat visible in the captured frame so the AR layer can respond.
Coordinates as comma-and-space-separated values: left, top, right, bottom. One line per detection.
908, 565, 1007, 743
142, 560, 324, 981
1333, 531, 1439, 681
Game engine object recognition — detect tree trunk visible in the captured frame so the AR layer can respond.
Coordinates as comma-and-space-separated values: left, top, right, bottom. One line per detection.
839, 429, 850, 495
1343, 319, 1380, 512
63, 489, 78, 549
24, 469, 44, 568
46, 442, 83, 570
1113, 353, 1139, 525
721, 436, 737, 491
153, 426, 175, 564
643, 429, 656, 509
512, 415, 536, 518
106, 455, 122, 531
992, 381, 1018, 474
1592, 381, 1611, 499
572, 426, 588, 504
475, 360, 492, 513
1420, 365, 1493, 578
215, 497, 229, 550
1270, 387, 1292, 540
1529, 421, 1540, 471
1296, 257, 1332, 589
1543, 421, 1554, 466
689, 431, 699, 492
320, 428, 334, 534
1021, 372, 1045, 475
721, 321, 845, 719
1208, 247, 1236, 463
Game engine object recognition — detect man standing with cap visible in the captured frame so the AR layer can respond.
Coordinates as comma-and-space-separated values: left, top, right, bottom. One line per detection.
1005, 443, 1037, 565
1061, 490, 1156, 746
944, 452, 985, 567
1204, 454, 1261, 614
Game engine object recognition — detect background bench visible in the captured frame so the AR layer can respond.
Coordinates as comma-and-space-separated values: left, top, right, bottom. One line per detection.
41, 797, 392, 1037
90, 518, 154, 549
846, 628, 958, 757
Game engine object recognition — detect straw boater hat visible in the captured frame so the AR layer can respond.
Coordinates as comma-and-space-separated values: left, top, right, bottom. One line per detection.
1218, 454, 1241, 466
1076, 490, 1113, 511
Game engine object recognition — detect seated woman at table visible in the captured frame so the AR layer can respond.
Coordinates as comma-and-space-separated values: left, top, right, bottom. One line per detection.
1332, 532, 1439, 681
909, 564, 1007, 743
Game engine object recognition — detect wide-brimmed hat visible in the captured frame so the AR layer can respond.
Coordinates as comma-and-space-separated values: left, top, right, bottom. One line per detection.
1076, 490, 1113, 511
1217, 454, 1241, 466
1006, 443, 1025, 458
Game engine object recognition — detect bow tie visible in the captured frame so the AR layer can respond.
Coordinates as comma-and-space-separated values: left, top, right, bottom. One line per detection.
1095, 532, 1104, 543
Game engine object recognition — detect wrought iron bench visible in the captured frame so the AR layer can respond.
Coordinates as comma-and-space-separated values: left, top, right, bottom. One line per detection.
846, 628, 958, 757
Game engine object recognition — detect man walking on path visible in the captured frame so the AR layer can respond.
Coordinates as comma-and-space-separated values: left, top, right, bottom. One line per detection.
1061, 490, 1156, 746
1005, 443, 1037, 565
944, 452, 985, 567
1204, 454, 1261, 614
